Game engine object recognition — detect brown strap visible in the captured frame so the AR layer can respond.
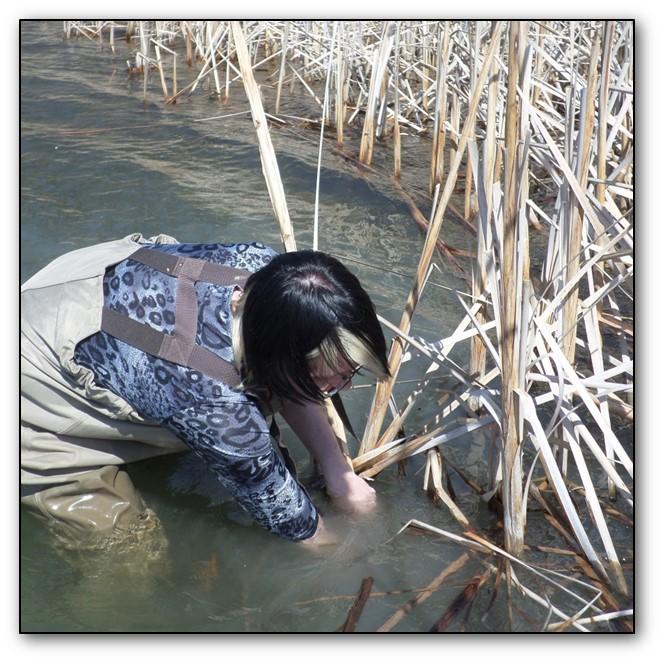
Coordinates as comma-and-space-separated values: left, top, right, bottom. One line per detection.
101, 247, 249, 387
129, 247, 250, 288
175, 276, 199, 346
102, 308, 243, 388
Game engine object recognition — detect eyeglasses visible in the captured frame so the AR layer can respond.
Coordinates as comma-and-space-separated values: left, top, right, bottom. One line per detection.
320, 365, 362, 398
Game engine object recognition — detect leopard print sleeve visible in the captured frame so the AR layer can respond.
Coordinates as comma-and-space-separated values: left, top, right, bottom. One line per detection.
76, 332, 320, 541
163, 396, 319, 541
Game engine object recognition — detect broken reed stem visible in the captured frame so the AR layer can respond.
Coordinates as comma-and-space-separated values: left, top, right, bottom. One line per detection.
231, 21, 296, 252
429, 21, 450, 194
184, 21, 193, 66
429, 569, 490, 632
424, 448, 470, 527
463, 24, 480, 221
393, 24, 401, 176
233, 21, 350, 457
561, 34, 601, 365
335, 21, 345, 145
593, 22, 617, 499
153, 44, 167, 99
359, 21, 505, 456
207, 22, 222, 98
172, 51, 177, 98
359, 22, 396, 165
547, 609, 633, 632
597, 21, 614, 206
377, 553, 470, 632
275, 23, 288, 113
341, 577, 374, 632
499, 20, 529, 557
140, 21, 148, 102
468, 43, 498, 417
313, 24, 339, 255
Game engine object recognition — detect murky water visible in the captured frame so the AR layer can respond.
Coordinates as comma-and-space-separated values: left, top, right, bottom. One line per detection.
20, 22, 631, 633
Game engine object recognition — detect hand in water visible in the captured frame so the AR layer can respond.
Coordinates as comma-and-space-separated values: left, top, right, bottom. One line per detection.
326, 471, 376, 514
299, 473, 376, 551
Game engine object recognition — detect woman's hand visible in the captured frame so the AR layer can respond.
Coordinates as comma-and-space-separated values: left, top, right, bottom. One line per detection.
280, 399, 377, 514
325, 470, 376, 514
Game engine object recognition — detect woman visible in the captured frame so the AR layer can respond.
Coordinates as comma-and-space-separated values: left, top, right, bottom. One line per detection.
21, 233, 389, 548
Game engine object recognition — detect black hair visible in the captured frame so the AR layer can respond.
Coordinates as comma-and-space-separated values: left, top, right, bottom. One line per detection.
240, 250, 389, 404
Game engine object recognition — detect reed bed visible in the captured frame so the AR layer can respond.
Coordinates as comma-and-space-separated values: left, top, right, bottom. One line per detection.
63, 19, 634, 631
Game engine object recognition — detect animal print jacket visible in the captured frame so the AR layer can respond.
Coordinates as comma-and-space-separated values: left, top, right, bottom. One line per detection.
74, 242, 319, 541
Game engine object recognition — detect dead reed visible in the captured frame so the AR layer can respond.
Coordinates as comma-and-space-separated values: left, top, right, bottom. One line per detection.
63, 19, 634, 631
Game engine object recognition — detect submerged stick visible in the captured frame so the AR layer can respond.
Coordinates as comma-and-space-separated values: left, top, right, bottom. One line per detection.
377, 553, 470, 632
341, 576, 374, 632
429, 570, 490, 632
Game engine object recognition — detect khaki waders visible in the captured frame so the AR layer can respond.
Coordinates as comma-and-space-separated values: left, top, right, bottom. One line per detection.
21, 234, 189, 549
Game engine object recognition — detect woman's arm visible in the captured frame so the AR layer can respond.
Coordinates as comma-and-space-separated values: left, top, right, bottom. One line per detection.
164, 397, 320, 541
280, 399, 376, 512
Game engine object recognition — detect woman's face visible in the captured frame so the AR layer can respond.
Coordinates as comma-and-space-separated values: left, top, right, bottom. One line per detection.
307, 354, 360, 397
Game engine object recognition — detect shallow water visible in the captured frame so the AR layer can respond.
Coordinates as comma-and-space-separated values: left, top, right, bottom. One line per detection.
20, 21, 631, 633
